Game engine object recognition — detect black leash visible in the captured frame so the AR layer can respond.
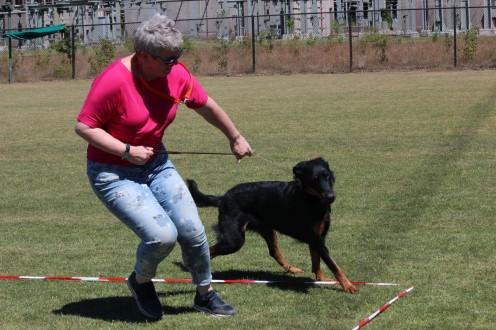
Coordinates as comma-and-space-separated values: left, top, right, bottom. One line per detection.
156, 150, 289, 173
155, 150, 232, 156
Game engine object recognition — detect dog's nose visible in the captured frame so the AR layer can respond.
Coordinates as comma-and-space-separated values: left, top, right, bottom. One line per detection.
323, 192, 335, 202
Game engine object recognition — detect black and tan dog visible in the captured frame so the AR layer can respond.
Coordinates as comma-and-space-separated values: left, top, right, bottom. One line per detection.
186, 157, 357, 293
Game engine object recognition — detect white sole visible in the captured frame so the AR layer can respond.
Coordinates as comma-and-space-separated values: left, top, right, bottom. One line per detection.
192, 304, 235, 318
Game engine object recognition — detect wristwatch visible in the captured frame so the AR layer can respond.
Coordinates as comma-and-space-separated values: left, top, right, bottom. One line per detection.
122, 143, 131, 160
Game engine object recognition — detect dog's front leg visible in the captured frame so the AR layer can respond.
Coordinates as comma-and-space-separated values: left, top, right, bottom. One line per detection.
314, 243, 358, 294
309, 247, 331, 281
332, 265, 358, 294
310, 221, 333, 280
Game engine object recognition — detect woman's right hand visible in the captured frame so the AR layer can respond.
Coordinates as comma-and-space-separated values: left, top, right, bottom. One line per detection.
75, 122, 155, 165
126, 145, 155, 165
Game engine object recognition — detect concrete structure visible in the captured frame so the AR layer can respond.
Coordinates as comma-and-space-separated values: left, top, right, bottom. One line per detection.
1, 0, 495, 48
332, 0, 495, 35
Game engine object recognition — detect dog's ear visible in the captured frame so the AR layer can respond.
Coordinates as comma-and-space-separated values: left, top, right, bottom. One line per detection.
319, 158, 329, 169
293, 161, 305, 187
319, 159, 335, 185
329, 170, 336, 185
293, 161, 305, 178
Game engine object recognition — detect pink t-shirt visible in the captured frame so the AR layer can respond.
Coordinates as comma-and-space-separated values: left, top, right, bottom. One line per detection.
77, 59, 208, 165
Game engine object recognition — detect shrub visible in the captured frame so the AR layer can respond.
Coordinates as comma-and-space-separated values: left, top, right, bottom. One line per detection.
52, 62, 71, 78
34, 52, 50, 68
190, 52, 202, 72
286, 17, 295, 35
182, 36, 194, 51
461, 27, 479, 61
381, 10, 393, 30
89, 38, 115, 74
305, 36, 318, 46
213, 39, 230, 73
432, 32, 439, 42
331, 20, 344, 35
443, 34, 453, 50
257, 30, 275, 52
361, 32, 389, 63
288, 38, 303, 56
123, 37, 134, 53
49, 28, 72, 62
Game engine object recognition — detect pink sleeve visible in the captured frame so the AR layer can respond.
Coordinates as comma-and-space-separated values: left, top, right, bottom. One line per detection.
184, 74, 208, 109
77, 74, 121, 128
175, 64, 208, 109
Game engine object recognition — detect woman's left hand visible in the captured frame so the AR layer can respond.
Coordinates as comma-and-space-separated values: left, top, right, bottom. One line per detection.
230, 134, 253, 160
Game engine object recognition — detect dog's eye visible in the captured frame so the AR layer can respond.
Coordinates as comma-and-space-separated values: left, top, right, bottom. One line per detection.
326, 174, 335, 183
316, 174, 331, 181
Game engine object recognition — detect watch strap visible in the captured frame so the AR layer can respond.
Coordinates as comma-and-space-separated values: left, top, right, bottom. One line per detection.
122, 143, 131, 160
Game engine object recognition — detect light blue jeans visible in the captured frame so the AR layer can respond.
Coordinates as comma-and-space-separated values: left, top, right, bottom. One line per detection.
87, 153, 212, 286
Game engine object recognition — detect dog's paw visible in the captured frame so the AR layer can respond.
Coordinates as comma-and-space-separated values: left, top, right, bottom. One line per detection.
315, 275, 333, 282
286, 265, 304, 274
314, 271, 332, 282
341, 280, 358, 294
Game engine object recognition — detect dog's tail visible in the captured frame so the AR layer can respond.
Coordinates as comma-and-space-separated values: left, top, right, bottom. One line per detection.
186, 179, 221, 208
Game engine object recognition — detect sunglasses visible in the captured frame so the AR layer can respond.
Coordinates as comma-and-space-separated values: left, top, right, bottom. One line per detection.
152, 48, 183, 65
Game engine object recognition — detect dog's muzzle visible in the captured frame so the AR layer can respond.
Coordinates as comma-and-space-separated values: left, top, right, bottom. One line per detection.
321, 192, 335, 203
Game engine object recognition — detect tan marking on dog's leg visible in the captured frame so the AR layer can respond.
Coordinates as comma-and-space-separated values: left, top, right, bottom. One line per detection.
260, 230, 304, 274
310, 247, 331, 281
311, 221, 357, 293
334, 267, 358, 294
311, 221, 332, 280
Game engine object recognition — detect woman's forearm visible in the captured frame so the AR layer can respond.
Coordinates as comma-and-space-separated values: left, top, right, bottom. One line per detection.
195, 97, 241, 142
195, 96, 253, 159
75, 121, 155, 165
75, 121, 127, 157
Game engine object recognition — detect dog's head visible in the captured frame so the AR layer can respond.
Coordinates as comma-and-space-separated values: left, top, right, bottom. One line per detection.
293, 157, 336, 203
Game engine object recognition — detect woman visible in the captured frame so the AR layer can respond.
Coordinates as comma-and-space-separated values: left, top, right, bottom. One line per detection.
75, 14, 252, 319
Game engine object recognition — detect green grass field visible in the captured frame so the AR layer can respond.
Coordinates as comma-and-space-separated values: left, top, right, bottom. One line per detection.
0, 70, 495, 330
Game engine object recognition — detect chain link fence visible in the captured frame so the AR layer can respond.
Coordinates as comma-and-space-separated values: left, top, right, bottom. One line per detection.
1, 5, 496, 83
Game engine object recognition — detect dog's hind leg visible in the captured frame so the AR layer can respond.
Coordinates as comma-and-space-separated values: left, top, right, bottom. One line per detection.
258, 228, 304, 274
209, 213, 249, 258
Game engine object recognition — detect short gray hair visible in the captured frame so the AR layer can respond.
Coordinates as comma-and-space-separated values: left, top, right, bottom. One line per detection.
133, 14, 183, 55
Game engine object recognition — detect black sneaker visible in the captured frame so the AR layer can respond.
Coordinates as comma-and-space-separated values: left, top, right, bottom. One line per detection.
127, 272, 163, 320
193, 290, 236, 317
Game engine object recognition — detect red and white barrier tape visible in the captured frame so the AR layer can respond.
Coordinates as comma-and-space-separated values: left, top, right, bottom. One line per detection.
0, 274, 398, 287
351, 286, 414, 330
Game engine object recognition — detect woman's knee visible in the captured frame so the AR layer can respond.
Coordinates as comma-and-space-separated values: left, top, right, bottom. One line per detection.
177, 220, 208, 245
156, 225, 178, 248
141, 220, 178, 254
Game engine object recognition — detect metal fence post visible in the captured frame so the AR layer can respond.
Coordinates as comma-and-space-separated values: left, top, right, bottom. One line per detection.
8, 37, 12, 83
71, 24, 76, 79
348, 10, 353, 72
251, 15, 256, 73
453, 5, 457, 68
329, 9, 333, 35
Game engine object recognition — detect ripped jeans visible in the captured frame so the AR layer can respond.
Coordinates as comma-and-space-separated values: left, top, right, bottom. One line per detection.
87, 153, 212, 286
